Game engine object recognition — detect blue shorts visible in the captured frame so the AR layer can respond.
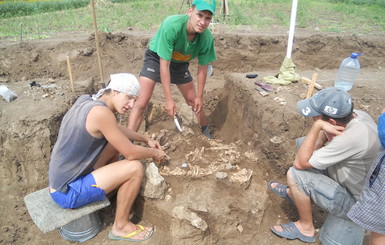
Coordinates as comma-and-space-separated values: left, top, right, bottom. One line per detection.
290, 167, 356, 220
50, 174, 106, 209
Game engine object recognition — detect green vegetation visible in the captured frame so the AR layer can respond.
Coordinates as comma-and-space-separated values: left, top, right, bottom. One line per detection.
329, 0, 385, 8
0, 0, 384, 40
0, 0, 89, 18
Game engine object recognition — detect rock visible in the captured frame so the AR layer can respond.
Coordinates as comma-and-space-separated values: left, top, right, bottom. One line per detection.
140, 161, 168, 199
269, 136, 283, 144
237, 224, 244, 233
0, 85, 17, 102
0, 77, 9, 83
172, 206, 208, 231
215, 171, 228, 179
178, 103, 196, 126
187, 203, 208, 213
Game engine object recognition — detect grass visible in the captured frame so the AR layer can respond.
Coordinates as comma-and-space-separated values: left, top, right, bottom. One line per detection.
0, 0, 384, 40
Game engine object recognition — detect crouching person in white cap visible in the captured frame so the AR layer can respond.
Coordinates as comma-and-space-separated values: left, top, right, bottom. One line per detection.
48, 73, 165, 242
267, 87, 380, 243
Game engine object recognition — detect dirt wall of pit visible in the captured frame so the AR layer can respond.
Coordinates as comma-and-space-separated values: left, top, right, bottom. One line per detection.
1, 32, 385, 83
209, 73, 312, 176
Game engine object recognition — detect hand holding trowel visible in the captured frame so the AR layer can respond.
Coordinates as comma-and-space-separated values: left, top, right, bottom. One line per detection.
164, 98, 183, 132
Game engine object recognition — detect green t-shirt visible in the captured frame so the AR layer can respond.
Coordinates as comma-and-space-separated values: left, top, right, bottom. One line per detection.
149, 15, 216, 66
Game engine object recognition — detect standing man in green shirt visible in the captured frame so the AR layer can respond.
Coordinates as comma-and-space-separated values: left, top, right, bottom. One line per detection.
128, 0, 217, 139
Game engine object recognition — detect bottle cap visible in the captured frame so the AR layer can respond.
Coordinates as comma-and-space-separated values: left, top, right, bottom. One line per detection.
350, 52, 363, 58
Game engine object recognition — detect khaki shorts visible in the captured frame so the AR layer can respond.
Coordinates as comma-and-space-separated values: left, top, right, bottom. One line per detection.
290, 167, 356, 220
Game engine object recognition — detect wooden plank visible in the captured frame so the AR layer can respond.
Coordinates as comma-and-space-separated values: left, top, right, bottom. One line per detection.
305, 73, 318, 98
301, 76, 322, 90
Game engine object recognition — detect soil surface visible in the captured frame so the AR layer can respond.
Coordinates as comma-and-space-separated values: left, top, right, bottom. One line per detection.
1, 27, 385, 245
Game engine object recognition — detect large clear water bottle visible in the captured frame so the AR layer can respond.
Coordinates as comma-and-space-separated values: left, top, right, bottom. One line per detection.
334, 52, 362, 91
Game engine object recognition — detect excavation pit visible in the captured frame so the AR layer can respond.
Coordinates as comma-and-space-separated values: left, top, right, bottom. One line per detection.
1, 31, 385, 244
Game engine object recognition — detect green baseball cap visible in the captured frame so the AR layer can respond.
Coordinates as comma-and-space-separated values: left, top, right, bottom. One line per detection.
192, 0, 216, 14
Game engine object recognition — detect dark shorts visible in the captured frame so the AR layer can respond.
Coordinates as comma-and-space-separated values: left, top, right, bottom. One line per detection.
50, 173, 106, 209
140, 49, 193, 84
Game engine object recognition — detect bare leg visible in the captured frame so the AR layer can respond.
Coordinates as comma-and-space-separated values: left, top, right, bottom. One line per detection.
371, 232, 385, 245
128, 76, 156, 132
272, 169, 315, 237
92, 160, 152, 239
177, 82, 208, 127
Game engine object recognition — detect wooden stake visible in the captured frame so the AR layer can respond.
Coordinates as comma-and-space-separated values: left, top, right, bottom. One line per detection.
20, 23, 23, 43
66, 56, 75, 93
306, 73, 318, 98
221, 0, 230, 16
90, 0, 105, 88
301, 77, 322, 90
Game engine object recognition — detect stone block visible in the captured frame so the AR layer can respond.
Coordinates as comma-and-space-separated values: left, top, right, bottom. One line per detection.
24, 187, 110, 233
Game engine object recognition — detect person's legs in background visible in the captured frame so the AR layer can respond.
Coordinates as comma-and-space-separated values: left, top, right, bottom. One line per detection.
128, 76, 156, 132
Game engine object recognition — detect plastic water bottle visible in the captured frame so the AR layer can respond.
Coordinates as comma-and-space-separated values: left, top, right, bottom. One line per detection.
334, 52, 362, 91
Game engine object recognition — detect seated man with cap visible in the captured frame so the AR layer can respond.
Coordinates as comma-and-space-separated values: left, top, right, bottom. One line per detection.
48, 73, 166, 242
267, 87, 380, 243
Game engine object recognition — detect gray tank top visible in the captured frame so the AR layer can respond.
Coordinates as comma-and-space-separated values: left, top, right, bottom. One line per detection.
48, 95, 108, 193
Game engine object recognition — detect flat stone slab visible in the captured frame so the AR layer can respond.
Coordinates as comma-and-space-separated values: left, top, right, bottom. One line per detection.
24, 187, 110, 233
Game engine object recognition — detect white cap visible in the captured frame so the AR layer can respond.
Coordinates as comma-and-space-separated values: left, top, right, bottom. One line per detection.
108, 73, 140, 96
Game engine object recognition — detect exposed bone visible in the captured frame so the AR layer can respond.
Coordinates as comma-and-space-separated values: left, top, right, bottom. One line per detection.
229, 168, 253, 184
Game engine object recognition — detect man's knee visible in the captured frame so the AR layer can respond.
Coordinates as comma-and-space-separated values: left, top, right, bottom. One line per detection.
286, 167, 297, 186
287, 166, 315, 197
127, 160, 144, 179
184, 97, 195, 107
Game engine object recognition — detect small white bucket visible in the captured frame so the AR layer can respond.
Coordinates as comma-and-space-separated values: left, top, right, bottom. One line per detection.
59, 211, 102, 242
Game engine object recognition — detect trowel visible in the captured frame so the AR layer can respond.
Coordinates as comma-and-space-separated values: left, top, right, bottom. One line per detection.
174, 113, 183, 132
255, 81, 274, 92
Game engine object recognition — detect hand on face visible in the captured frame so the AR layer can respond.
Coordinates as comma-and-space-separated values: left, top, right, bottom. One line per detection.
316, 119, 345, 138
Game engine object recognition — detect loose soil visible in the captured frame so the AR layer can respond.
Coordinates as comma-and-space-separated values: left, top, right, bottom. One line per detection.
1, 27, 385, 245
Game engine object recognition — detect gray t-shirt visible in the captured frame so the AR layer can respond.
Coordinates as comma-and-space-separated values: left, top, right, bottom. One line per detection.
48, 95, 108, 193
309, 110, 381, 199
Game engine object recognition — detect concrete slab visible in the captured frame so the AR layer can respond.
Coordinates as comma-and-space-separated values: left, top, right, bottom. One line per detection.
24, 187, 110, 233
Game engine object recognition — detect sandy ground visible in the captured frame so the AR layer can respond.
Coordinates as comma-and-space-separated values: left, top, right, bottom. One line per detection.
1, 28, 385, 244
